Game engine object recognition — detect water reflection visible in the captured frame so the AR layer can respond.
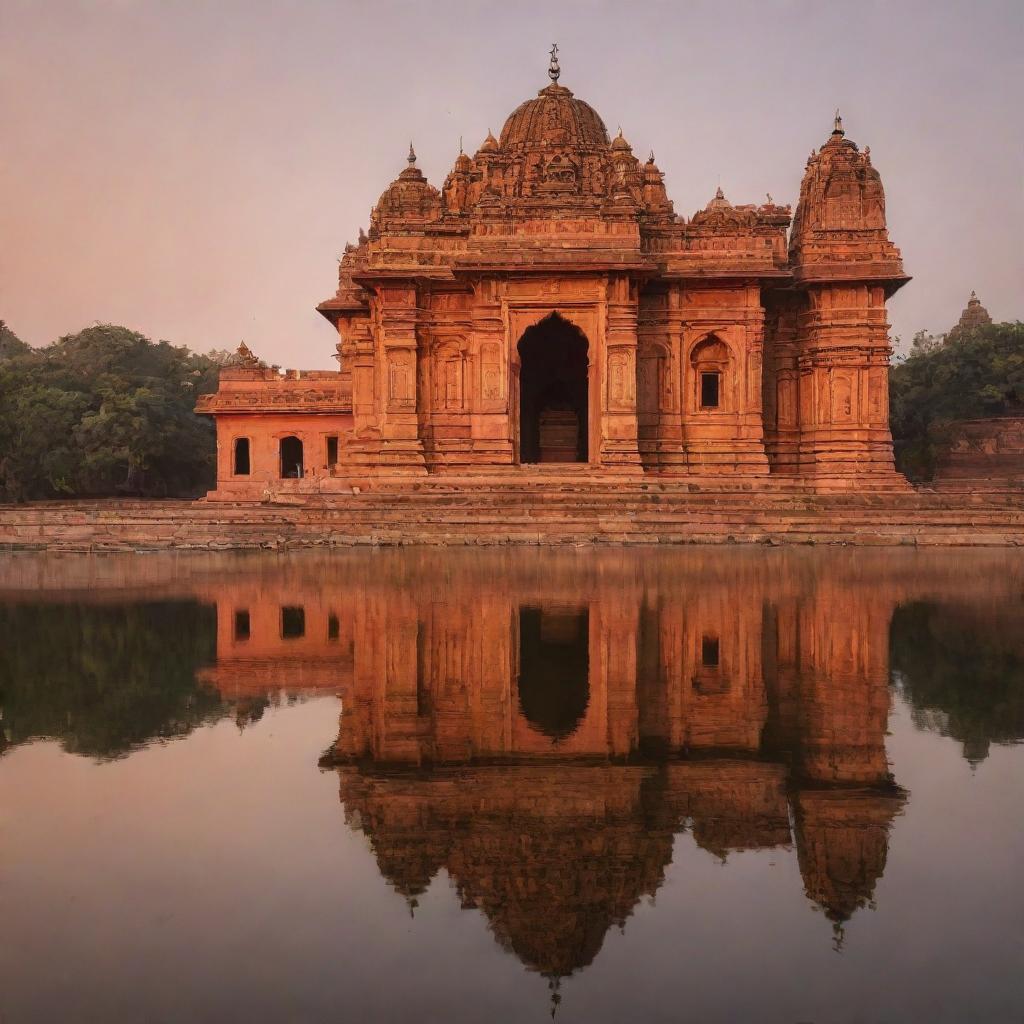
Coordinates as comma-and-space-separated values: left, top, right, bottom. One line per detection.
0, 601, 220, 758
2, 547, 1023, 994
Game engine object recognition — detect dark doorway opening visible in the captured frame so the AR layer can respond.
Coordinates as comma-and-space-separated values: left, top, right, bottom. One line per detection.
279, 436, 304, 478
517, 605, 590, 740
233, 437, 251, 475
518, 314, 589, 463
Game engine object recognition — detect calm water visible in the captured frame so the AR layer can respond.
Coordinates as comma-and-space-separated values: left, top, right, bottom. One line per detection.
1, 548, 1023, 1024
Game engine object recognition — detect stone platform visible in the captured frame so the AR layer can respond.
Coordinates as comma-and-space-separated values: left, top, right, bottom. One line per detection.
1, 476, 1023, 550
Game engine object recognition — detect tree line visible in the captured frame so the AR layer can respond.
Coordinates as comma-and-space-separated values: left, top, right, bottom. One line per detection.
0, 322, 234, 501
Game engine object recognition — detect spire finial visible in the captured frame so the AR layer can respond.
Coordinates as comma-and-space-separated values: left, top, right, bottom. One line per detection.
458, 135, 463, 155
833, 108, 844, 136
548, 42, 560, 82
407, 141, 416, 165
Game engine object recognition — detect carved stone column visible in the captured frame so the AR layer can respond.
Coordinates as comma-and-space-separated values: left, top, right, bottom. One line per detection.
795, 283, 904, 487
600, 274, 643, 470
470, 277, 514, 465
374, 283, 427, 473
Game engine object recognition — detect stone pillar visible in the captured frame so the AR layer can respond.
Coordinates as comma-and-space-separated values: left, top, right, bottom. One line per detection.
372, 283, 427, 473
795, 283, 905, 489
762, 294, 801, 474
599, 274, 643, 470
470, 277, 515, 465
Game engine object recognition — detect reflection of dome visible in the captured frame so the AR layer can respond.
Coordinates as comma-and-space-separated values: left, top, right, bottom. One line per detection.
499, 83, 610, 151
337, 765, 672, 979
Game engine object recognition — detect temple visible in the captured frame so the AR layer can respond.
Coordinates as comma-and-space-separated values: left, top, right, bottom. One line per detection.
197, 50, 910, 497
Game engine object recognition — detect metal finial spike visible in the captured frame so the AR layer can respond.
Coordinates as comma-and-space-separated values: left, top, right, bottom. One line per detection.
548, 42, 560, 82
408, 141, 416, 164
649, 150, 655, 163
833, 108, 844, 135
458, 135, 463, 155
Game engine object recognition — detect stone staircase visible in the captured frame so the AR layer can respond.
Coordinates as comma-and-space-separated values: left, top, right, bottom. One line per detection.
1, 477, 1023, 550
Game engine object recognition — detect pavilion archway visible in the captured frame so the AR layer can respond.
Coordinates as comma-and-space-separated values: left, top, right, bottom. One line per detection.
516, 314, 590, 464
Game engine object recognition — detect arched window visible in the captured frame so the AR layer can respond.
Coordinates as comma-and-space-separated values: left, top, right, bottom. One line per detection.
279, 436, 304, 479
689, 336, 730, 412
233, 437, 251, 475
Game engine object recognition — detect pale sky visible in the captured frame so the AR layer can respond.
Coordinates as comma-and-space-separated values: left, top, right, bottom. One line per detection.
2, 0, 1021, 368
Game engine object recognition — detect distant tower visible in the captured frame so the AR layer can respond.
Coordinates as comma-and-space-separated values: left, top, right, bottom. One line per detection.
947, 290, 993, 341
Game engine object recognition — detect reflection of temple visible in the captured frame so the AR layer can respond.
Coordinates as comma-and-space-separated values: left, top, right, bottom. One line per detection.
181, 549, 932, 975
319, 571, 906, 971
14, 548, 1024, 977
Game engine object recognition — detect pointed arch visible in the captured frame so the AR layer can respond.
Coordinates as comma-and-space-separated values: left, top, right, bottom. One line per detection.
516, 313, 590, 464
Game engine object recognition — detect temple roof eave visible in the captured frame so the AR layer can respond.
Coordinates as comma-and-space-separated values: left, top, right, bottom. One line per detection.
350, 268, 458, 287
450, 256, 659, 276
196, 399, 354, 416
316, 296, 370, 325
657, 267, 794, 284
791, 267, 912, 295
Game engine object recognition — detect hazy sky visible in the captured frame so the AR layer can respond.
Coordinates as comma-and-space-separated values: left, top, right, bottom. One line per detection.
2, 0, 1021, 368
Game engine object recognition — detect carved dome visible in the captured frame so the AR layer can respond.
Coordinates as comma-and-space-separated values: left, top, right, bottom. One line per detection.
499, 83, 610, 152
371, 146, 441, 229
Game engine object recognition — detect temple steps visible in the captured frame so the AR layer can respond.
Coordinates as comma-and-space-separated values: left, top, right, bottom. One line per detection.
2, 483, 1023, 550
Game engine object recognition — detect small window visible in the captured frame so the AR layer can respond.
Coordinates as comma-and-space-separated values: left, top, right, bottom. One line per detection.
327, 613, 340, 641
234, 609, 251, 641
281, 606, 305, 639
700, 372, 720, 409
233, 437, 251, 475
326, 436, 339, 468
701, 635, 720, 668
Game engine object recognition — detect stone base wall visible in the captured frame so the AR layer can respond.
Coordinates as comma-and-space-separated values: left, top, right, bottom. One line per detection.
934, 417, 1024, 483
2, 480, 1023, 551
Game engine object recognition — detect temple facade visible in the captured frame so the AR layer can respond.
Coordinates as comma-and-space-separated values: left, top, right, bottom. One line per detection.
197, 51, 910, 497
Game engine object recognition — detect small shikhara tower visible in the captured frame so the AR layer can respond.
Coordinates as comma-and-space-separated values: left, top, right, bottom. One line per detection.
198, 54, 911, 498
764, 112, 910, 487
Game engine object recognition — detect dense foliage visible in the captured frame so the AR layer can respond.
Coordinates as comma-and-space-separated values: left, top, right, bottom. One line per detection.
889, 321, 1024, 480
891, 601, 1024, 765
0, 324, 228, 500
0, 601, 223, 759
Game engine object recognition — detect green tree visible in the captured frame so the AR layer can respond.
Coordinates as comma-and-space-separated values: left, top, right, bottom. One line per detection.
0, 320, 29, 360
0, 324, 224, 500
889, 321, 1024, 480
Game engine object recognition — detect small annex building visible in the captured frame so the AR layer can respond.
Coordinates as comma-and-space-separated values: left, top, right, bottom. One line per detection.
197, 49, 911, 497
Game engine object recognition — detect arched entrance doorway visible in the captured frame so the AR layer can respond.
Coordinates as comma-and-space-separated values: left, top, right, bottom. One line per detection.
517, 314, 589, 464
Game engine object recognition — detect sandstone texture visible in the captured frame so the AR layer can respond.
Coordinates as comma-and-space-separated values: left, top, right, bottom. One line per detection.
2, 481, 1023, 551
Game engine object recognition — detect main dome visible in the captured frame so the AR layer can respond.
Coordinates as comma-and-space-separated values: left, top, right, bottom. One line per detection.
498, 83, 610, 151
